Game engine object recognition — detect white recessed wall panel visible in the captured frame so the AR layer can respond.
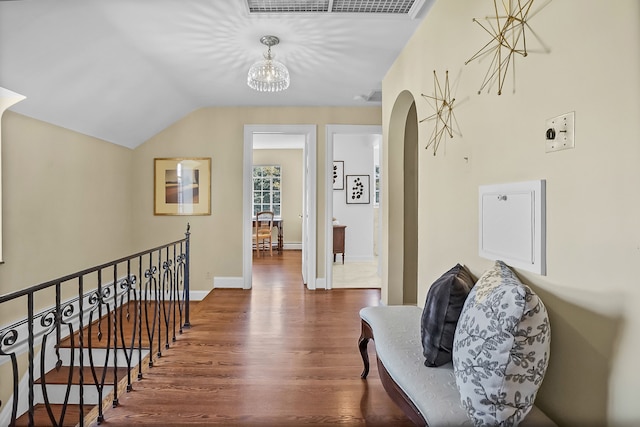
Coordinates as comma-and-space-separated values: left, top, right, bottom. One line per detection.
479, 180, 546, 275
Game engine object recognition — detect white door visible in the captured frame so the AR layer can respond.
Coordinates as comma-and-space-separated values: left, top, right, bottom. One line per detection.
302, 127, 317, 288
302, 146, 309, 285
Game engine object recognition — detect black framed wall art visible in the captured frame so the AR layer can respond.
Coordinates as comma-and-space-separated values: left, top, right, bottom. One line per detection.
346, 174, 370, 204
333, 160, 344, 190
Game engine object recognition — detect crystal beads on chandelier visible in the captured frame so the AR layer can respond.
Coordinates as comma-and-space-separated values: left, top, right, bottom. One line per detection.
247, 36, 290, 92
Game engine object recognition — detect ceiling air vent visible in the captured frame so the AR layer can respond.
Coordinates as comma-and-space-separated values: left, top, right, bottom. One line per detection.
247, 0, 424, 15
247, 0, 330, 13
332, 0, 415, 14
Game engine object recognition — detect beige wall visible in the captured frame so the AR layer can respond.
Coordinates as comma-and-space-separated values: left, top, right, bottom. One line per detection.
131, 107, 381, 290
0, 112, 134, 406
0, 112, 133, 316
382, 1, 640, 426
253, 149, 303, 245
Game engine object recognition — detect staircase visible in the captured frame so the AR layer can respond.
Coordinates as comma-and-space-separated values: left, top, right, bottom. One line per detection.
11, 299, 184, 426
0, 226, 191, 427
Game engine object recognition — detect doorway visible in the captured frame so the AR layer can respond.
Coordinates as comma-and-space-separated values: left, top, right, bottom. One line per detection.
243, 125, 317, 290
385, 92, 419, 305
324, 125, 383, 290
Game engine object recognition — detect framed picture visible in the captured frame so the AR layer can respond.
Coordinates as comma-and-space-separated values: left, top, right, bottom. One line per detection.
346, 174, 370, 204
154, 157, 211, 215
332, 161, 344, 190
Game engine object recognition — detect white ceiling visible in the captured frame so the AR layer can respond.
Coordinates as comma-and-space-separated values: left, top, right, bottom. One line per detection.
0, 0, 433, 149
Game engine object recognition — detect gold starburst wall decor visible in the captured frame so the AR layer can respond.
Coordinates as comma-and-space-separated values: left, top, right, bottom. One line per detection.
465, 0, 551, 95
420, 70, 461, 156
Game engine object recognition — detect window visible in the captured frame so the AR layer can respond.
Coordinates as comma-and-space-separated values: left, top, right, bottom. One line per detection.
253, 165, 281, 217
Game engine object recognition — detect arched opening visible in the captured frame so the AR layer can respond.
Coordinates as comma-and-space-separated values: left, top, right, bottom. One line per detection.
384, 91, 419, 305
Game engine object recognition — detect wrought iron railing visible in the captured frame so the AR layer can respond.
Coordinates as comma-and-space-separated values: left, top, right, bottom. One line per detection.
0, 225, 191, 426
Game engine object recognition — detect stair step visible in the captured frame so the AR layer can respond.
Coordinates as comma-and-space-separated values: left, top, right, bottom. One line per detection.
37, 365, 129, 385
14, 403, 94, 427
32, 365, 128, 405
58, 301, 186, 350
33, 383, 113, 406
9, 300, 192, 425
57, 347, 150, 367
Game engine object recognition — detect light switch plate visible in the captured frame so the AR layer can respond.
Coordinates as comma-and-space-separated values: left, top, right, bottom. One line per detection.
545, 111, 575, 152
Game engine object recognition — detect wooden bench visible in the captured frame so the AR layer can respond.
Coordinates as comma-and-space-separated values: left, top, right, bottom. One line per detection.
358, 306, 556, 427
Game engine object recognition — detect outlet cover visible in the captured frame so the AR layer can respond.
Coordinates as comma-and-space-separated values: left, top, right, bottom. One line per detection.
545, 111, 575, 153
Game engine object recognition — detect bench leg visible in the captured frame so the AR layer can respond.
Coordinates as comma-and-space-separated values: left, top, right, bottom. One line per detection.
358, 319, 374, 379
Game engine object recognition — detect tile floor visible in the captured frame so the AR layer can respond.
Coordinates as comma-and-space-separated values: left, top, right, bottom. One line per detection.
331, 257, 381, 288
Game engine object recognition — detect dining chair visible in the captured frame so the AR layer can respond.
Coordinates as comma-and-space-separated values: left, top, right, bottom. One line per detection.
253, 211, 274, 257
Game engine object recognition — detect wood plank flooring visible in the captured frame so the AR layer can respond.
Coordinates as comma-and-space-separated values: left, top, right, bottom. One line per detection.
92, 251, 413, 426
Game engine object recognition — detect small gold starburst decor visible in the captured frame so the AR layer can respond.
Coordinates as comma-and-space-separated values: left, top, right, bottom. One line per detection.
465, 0, 551, 95
420, 70, 460, 156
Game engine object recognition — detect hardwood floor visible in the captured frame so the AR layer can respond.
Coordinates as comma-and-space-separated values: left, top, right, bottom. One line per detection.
92, 251, 413, 426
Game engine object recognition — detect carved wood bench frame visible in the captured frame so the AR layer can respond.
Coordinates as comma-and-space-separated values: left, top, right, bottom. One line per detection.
358, 319, 427, 426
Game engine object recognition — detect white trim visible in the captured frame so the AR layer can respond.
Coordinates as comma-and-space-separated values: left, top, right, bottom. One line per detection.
213, 277, 245, 289
188, 290, 209, 301
325, 125, 382, 290
303, 126, 317, 289
479, 179, 546, 275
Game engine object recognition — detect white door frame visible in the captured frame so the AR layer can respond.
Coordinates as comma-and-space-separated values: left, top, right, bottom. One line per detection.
243, 124, 317, 289
324, 124, 382, 290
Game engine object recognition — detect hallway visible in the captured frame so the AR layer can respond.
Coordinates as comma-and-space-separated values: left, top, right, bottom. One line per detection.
92, 251, 412, 426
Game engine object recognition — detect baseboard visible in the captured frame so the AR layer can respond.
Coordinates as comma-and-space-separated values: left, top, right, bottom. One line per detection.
213, 276, 244, 289
283, 243, 302, 250
188, 290, 209, 301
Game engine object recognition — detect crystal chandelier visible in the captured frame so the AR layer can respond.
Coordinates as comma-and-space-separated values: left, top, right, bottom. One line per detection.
247, 35, 290, 92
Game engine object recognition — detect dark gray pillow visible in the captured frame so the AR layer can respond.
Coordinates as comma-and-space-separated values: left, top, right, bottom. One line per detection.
421, 264, 474, 367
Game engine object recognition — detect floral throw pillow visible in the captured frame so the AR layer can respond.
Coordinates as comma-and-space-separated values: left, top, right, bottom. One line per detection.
452, 260, 551, 426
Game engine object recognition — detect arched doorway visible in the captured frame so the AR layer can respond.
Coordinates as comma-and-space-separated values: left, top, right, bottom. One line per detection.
384, 91, 419, 305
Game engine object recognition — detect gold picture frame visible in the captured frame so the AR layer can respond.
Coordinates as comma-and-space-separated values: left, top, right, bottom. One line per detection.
154, 157, 211, 216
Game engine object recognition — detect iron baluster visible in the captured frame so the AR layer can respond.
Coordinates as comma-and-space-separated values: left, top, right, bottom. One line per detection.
39, 299, 75, 426
27, 293, 34, 427
137, 256, 144, 379
0, 226, 191, 425
144, 253, 158, 368
176, 248, 184, 336
78, 276, 85, 425
156, 249, 162, 358
161, 249, 172, 350
0, 328, 19, 425
184, 223, 191, 328
172, 244, 177, 342
112, 265, 119, 408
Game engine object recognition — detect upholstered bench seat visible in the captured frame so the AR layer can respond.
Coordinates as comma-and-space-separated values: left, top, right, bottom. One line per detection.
359, 305, 556, 427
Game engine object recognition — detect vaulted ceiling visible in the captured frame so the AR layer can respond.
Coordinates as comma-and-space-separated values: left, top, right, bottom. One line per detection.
0, 0, 433, 148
